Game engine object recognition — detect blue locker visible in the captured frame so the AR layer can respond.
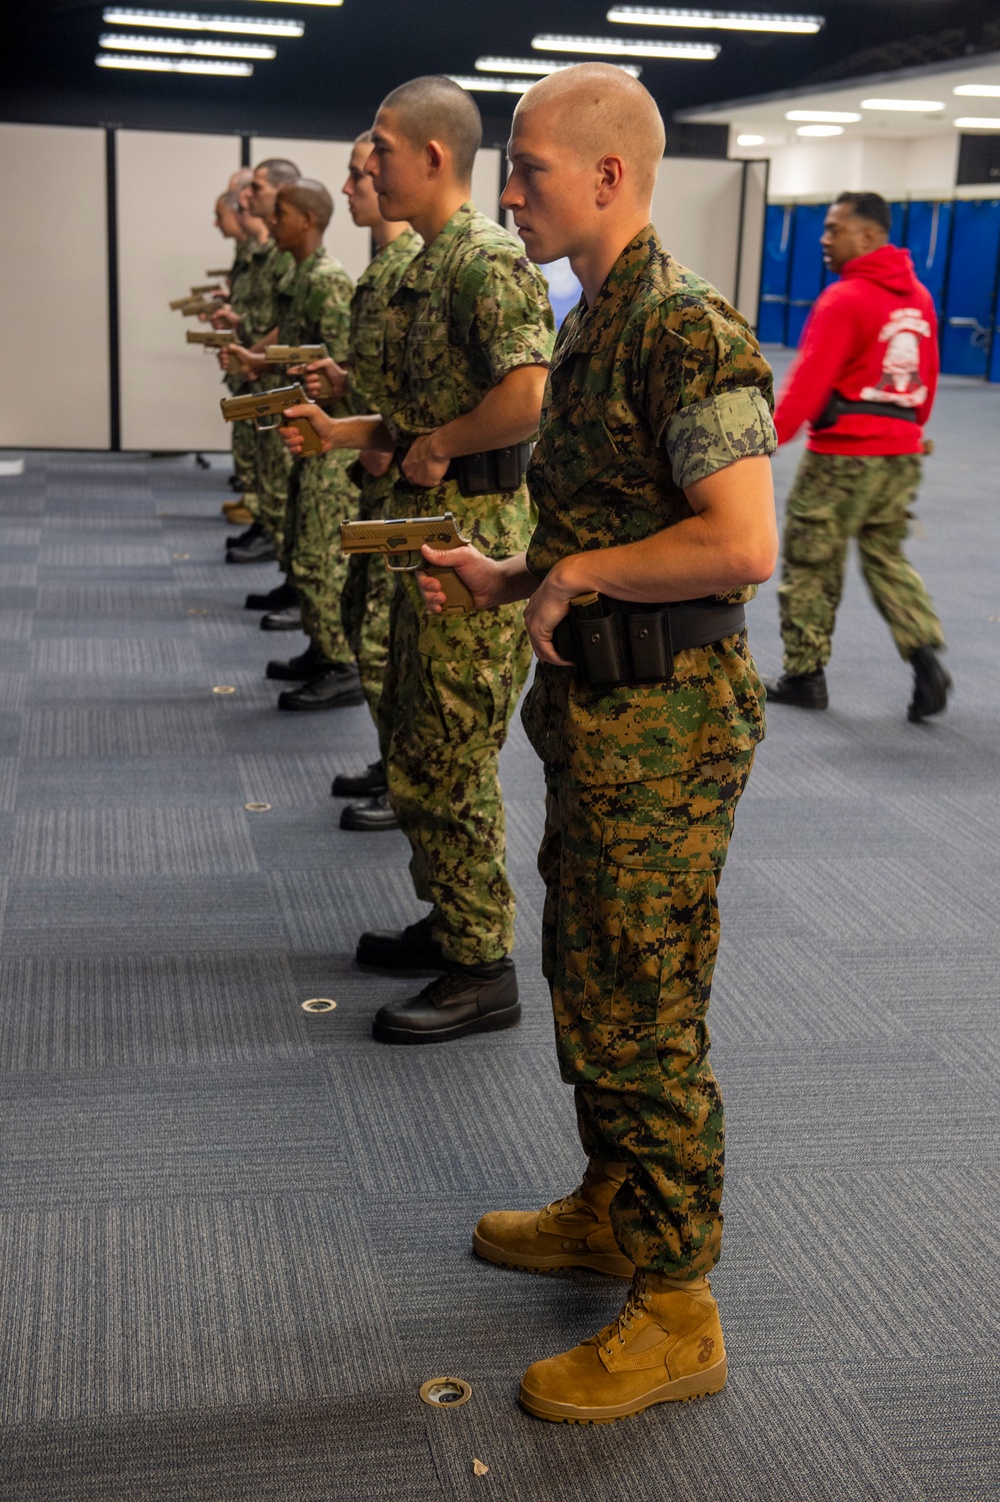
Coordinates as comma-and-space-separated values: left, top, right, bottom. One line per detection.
889, 202, 907, 246
758, 202, 793, 343
905, 200, 953, 316
786, 203, 827, 346
940, 199, 1000, 378
990, 313, 1000, 383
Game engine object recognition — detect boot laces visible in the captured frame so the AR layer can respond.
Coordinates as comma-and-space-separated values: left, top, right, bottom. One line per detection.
600, 1272, 650, 1353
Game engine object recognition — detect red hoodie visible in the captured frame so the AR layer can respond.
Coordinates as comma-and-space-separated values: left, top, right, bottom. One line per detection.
773, 244, 938, 455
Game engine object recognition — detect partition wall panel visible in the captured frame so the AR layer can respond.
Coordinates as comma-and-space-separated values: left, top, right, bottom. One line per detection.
736, 160, 768, 329
250, 138, 371, 284
117, 130, 240, 452
0, 124, 110, 450
652, 159, 746, 309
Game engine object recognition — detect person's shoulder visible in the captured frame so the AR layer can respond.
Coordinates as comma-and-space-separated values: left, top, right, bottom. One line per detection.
453, 212, 540, 278
625, 253, 749, 353
313, 251, 352, 288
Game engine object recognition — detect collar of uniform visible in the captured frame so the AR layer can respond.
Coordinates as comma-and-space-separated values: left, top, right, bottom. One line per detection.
400, 202, 476, 292
553, 224, 661, 366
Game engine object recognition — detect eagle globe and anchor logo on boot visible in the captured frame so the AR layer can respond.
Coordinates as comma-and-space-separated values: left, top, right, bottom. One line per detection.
697, 1334, 716, 1365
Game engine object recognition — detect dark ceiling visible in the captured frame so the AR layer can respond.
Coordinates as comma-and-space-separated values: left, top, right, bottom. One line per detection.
1, 0, 998, 146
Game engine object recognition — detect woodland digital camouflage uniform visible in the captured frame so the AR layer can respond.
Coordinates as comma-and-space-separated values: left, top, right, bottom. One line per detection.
378, 203, 554, 966
521, 227, 775, 1277
225, 238, 260, 500
276, 246, 358, 663
777, 450, 944, 676
238, 237, 295, 546
340, 225, 422, 717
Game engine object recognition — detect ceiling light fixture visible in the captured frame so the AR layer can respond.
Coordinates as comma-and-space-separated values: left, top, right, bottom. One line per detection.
96, 51, 253, 73
102, 9, 303, 37
532, 34, 719, 59
448, 75, 536, 94
953, 84, 1000, 98
796, 123, 843, 136
99, 32, 275, 57
953, 116, 1000, 129
476, 56, 642, 78
860, 98, 944, 112
607, 7, 824, 34
736, 133, 766, 145
786, 109, 860, 122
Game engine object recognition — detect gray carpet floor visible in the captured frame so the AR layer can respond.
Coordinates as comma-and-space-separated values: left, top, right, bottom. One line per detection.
0, 354, 997, 1500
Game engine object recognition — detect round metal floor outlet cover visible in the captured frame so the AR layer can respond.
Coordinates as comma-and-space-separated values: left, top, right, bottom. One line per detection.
301, 998, 337, 1014
212, 686, 236, 695
244, 802, 271, 813
419, 1377, 472, 1409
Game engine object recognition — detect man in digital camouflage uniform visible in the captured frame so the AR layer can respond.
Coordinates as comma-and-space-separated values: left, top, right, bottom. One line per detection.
297, 133, 422, 824
417, 65, 778, 1423
246, 179, 363, 712
213, 184, 261, 525
222, 158, 300, 573
281, 77, 555, 1041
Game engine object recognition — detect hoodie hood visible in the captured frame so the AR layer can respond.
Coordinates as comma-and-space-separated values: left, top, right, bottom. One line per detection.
839, 243, 918, 296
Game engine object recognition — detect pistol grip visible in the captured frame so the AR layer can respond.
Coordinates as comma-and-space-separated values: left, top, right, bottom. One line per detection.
294, 418, 324, 456
426, 562, 474, 614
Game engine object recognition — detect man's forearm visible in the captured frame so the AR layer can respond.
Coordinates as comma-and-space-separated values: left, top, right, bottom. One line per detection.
495, 552, 536, 605
326, 414, 393, 451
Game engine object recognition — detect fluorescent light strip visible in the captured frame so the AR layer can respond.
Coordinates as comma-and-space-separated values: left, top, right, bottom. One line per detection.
96, 51, 252, 74
449, 75, 536, 94
99, 32, 275, 57
532, 33, 719, 59
102, 9, 303, 37
786, 109, 859, 122
796, 123, 842, 136
607, 7, 823, 34
860, 98, 944, 112
477, 55, 642, 78
736, 133, 765, 144
954, 84, 1000, 98
953, 117, 1000, 129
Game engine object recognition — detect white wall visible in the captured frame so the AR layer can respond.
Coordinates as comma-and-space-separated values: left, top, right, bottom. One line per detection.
471, 149, 502, 223
765, 132, 960, 202
117, 130, 240, 452
0, 124, 110, 450
736, 160, 768, 328
651, 158, 746, 305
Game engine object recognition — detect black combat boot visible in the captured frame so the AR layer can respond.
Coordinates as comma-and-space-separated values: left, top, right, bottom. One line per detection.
246, 581, 297, 612
372, 958, 520, 1044
356, 915, 444, 971
340, 792, 399, 831
260, 605, 303, 631
761, 668, 829, 709
908, 646, 951, 722
227, 524, 278, 565
332, 760, 387, 798
265, 642, 335, 681
277, 665, 365, 711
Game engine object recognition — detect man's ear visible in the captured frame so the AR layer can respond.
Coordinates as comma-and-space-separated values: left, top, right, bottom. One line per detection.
425, 138, 447, 176
595, 154, 626, 206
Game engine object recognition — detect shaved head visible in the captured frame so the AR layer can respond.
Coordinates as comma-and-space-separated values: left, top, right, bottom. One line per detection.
515, 64, 665, 198
228, 167, 252, 193
380, 75, 482, 182
279, 178, 334, 232
255, 157, 301, 188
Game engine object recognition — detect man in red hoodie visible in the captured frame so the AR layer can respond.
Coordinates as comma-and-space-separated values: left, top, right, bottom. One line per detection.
764, 191, 950, 722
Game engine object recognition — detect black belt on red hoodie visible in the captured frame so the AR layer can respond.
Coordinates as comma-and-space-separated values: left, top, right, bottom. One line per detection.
813, 391, 920, 431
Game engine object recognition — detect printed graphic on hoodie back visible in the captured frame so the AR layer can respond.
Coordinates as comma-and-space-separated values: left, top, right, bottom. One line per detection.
859, 306, 932, 408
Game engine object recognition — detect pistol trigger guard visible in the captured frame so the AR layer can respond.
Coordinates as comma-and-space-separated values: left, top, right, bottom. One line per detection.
386, 552, 420, 573
255, 414, 281, 431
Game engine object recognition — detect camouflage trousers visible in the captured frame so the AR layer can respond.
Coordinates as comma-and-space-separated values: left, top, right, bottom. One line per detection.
778, 451, 944, 675
378, 584, 532, 967
283, 453, 359, 664
231, 406, 258, 501
340, 464, 395, 720
539, 756, 754, 1276
255, 425, 292, 554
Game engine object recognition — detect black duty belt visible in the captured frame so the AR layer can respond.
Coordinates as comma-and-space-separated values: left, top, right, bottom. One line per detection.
813, 392, 920, 432
552, 593, 746, 690
395, 441, 531, 496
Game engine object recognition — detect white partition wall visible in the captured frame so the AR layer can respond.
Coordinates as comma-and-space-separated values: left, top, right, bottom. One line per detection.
0, 124, 110, 450
736, 160, 768, 328
117, 130, 240, 452
251, 137, 370, 283
652, 158, 747, 307
471, 149, 502, 223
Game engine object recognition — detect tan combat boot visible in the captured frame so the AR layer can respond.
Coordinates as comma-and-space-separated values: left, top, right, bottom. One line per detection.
518, 1270, 727, 1424
473, 1161, 633, 1278
224, 503, 256, 525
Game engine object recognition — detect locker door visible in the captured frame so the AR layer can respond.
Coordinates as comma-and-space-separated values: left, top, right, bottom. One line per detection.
889, 202, 907, 246
758, 202, 792, 344
786, 203, 827, 346
905, 200, 953, 316
989, 311, 1000, 383
940, 199, 1000, 377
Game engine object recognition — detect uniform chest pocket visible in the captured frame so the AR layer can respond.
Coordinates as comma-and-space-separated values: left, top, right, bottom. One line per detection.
354, 317, 385, 363
406, 320, 451, 381
541, 420, 619, 504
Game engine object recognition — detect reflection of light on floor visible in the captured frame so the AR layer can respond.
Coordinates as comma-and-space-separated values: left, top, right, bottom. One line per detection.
539, 257, 583, 327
